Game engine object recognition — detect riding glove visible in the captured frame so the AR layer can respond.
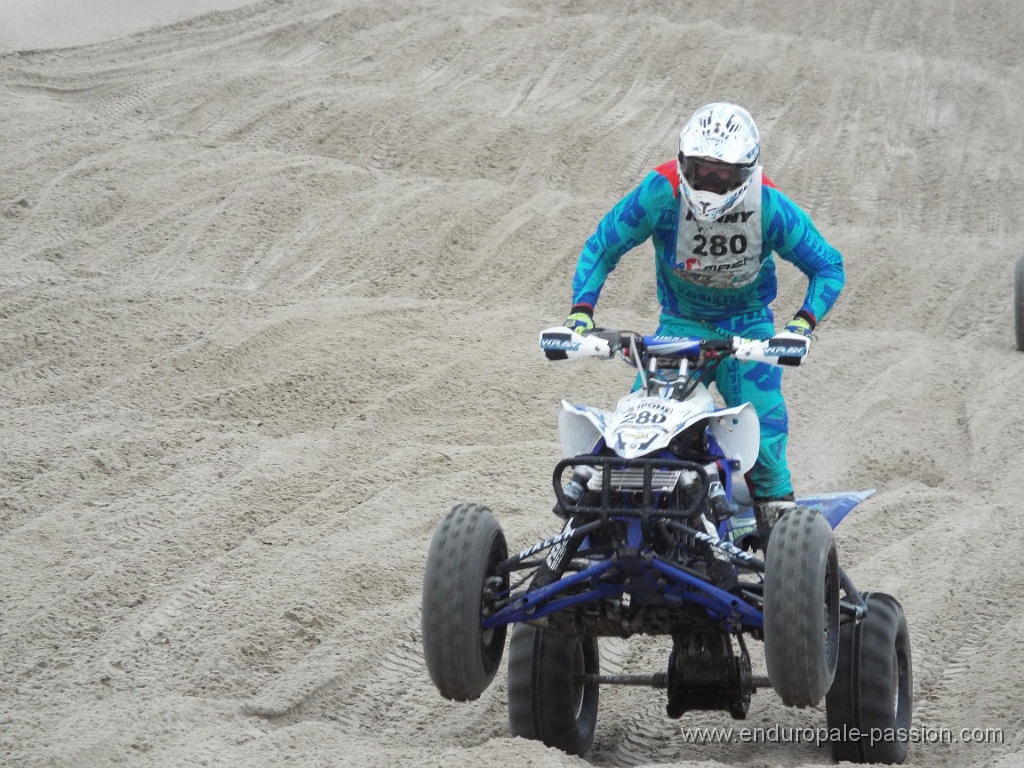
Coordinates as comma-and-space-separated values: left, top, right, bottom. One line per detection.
564, 306, 595, 334
783, 313, 815, 337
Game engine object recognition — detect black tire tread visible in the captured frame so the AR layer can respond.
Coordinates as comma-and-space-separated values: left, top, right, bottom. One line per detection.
826, 591, 913, 765
763, 506, 840, 707
421, 503, 507, 701
507, 623, 599, 756
1015, 254, 1024, 351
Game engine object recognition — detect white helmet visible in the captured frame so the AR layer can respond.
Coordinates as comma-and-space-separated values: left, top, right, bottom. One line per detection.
678, 102, 760, 221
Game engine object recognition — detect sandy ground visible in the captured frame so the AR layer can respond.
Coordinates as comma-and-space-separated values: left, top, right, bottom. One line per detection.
0, 0, 257, 52
2, 1, 1024, 766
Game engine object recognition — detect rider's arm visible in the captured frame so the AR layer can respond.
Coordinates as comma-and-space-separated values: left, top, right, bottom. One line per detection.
570, 172, 672, 311
763, 185, 845, 326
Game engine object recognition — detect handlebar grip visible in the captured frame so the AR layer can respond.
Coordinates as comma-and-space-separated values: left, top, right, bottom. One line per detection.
733, 334, 809, 366
539, 327, 615, 360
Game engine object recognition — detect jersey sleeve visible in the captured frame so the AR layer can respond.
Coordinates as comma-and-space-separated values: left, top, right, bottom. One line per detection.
762, 186, 845, 323
571, 171, 673, 309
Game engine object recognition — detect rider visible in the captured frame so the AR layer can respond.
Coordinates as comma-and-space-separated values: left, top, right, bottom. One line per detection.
563, 102, 845, 549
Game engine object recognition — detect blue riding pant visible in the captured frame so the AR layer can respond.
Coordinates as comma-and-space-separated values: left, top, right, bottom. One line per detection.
656, 310, 793, 500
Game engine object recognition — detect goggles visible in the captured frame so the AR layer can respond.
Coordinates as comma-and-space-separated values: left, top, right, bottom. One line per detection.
679, 153, 756, 195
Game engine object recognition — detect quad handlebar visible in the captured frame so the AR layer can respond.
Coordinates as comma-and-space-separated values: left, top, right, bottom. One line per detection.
539, 326, 809, 368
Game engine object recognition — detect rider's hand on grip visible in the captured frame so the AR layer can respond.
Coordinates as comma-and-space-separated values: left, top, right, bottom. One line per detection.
564, 305, 595, 335
783, 315, 814, 337
771, 313, 814, 366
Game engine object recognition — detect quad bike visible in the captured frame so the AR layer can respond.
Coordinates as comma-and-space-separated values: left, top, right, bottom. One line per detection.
421, 325, 913, 764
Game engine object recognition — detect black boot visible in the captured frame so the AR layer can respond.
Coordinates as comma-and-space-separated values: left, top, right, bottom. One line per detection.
752, 493, 796, 553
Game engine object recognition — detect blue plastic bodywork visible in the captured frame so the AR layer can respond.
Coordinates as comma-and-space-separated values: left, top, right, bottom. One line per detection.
722, 489, 876, 547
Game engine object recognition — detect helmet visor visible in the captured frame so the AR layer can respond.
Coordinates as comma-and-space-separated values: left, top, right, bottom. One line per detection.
679, 154, 755, 195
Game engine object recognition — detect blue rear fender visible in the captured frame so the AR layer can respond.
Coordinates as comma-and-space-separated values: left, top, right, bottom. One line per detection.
721, 489, 876, 547
798, 490, 877, 528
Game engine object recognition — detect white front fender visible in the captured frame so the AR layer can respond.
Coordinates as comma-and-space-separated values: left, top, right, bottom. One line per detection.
558, 401, 608, 458
706, 403, 760, 474
559, 398, 760, 472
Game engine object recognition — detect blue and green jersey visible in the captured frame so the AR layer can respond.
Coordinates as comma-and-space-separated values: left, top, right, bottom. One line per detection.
571, 161, 845, 325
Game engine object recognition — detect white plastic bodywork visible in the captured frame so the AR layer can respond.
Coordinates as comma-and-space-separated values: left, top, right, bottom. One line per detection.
541, 325, 793, 472
558, 383, 761, 472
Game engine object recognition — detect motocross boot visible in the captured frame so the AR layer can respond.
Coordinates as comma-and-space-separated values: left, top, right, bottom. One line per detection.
752, 493, 796, 553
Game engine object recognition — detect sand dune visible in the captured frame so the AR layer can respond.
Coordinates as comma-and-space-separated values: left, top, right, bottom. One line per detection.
2, 1, 1023, 766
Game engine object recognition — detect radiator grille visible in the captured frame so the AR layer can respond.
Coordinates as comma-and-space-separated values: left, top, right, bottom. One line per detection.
605, 468, 682, 492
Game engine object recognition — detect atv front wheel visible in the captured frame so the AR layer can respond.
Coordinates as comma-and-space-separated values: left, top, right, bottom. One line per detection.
421, 503, 508, 701
826, 591, 913, 764
763, 506, 840, 707
507, 623, 600, 756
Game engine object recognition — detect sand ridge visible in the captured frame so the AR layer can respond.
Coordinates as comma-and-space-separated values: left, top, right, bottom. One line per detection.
2, 1, 1023, 766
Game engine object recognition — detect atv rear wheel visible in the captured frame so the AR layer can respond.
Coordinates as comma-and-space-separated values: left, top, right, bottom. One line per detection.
763, 506, 840, 707
507, 623, 600, 756
826, 591, 913, 764
1015, 254, 1024, 351
421, 503, 508, 701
